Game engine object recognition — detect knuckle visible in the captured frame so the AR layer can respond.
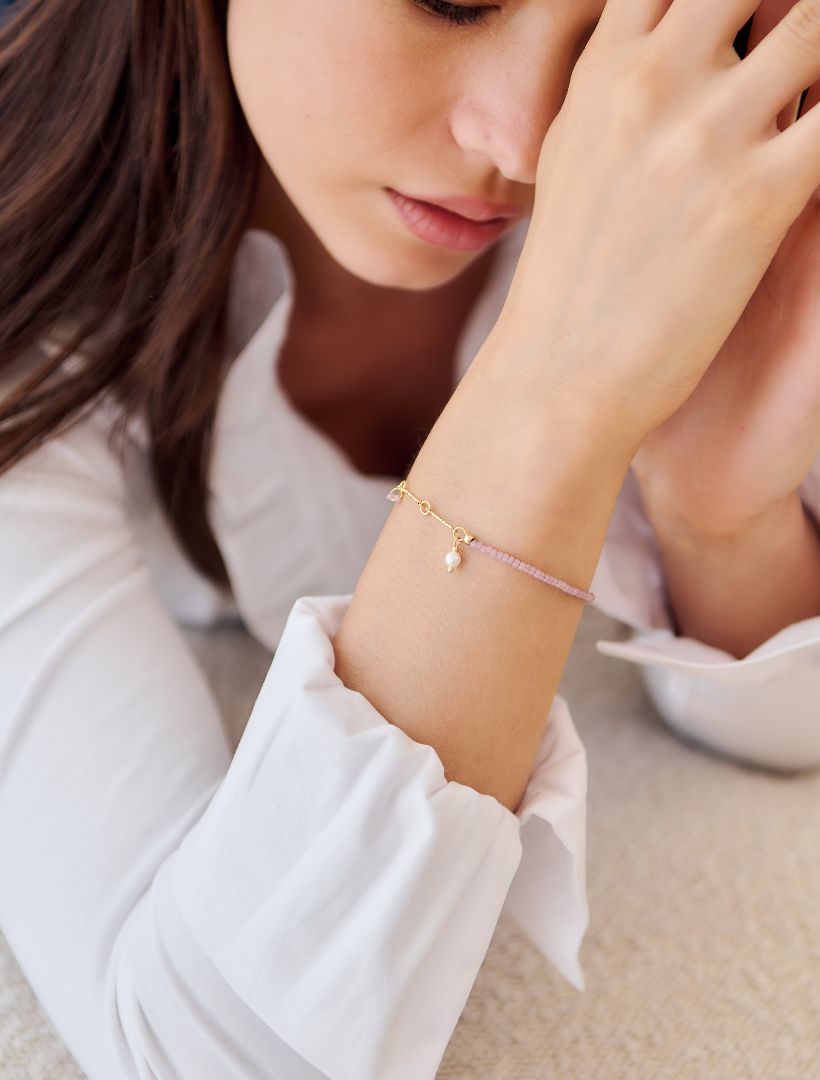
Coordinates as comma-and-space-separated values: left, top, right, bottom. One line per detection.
672, 114, 723, 165
629, 43, 669, 102
722, 163, 778, 221
681, 95, 738, 164
783, 0, 820, 47
605, 53, 664, 134
611, 39, 690, 131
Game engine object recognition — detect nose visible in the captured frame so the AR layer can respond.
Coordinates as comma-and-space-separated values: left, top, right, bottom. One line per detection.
448, 10, 599, 188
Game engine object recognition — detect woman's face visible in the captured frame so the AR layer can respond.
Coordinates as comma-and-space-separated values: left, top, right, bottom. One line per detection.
226, 0, 605, 292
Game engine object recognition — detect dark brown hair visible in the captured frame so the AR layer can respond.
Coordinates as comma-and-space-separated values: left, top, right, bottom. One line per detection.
0, 0, 262, 586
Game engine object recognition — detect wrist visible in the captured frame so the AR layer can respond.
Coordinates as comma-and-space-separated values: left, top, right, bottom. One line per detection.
470, 323, 642, 475
638, 484, 805, 555
637, 488, 820, 655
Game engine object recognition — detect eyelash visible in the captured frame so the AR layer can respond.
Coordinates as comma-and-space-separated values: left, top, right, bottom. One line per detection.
413, 0, 492, 28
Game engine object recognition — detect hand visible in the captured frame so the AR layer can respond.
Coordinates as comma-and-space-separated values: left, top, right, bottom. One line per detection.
496, 0, 820, 463
631, 1, 820, 538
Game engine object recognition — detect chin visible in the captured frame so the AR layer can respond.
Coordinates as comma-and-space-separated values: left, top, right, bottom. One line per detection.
333, 234, 479, 292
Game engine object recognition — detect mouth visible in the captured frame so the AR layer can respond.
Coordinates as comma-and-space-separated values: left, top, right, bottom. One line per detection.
385, 188, 517, 252
393, 190, 520, 223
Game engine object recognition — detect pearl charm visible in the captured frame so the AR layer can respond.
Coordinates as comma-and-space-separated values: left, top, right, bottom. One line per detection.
444, 548, 462, 572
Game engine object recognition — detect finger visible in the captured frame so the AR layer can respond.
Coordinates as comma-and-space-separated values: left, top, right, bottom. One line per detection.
747, 0, 806, 128
758, 74, 820, 206
729, 0, 820, 136
595, 0, 674, 41
746, 0, 798, 51
658, 0, 775, 58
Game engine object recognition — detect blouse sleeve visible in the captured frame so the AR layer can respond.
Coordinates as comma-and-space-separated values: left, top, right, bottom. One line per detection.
0, 404, 589, 1080
589, 465, 820, 772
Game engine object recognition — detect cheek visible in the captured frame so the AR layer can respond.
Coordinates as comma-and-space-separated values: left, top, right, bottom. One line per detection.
228, 0, 441, 175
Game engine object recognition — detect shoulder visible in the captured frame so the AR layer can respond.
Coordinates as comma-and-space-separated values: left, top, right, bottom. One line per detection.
1, 343, 130, 504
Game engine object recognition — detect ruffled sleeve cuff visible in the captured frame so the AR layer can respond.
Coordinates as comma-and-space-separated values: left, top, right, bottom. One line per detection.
594, 618, 820, 771
501, 691, 588, 992
169, 592, 589, 1080
585, 466, 820, 771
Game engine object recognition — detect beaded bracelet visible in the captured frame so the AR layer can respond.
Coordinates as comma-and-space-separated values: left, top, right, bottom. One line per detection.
386, 479, 595, 603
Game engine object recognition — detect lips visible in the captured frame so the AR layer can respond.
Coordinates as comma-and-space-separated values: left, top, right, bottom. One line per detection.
387, 189, 520, 223
385, 188, 513, 252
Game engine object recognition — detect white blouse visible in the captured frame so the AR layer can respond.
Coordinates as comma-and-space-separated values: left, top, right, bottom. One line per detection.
1, 220, 818, 1080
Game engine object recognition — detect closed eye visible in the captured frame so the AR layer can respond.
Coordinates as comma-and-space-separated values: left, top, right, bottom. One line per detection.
413, 0, 494, 28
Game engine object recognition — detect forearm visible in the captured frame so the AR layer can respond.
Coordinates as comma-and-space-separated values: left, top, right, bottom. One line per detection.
639, 488, 820, 660
331, 333, 634, 815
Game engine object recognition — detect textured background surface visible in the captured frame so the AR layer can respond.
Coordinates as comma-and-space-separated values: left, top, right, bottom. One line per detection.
2, 602, 819, 1079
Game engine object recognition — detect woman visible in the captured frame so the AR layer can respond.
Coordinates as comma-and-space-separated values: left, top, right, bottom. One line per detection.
2, 1, 820, 1077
